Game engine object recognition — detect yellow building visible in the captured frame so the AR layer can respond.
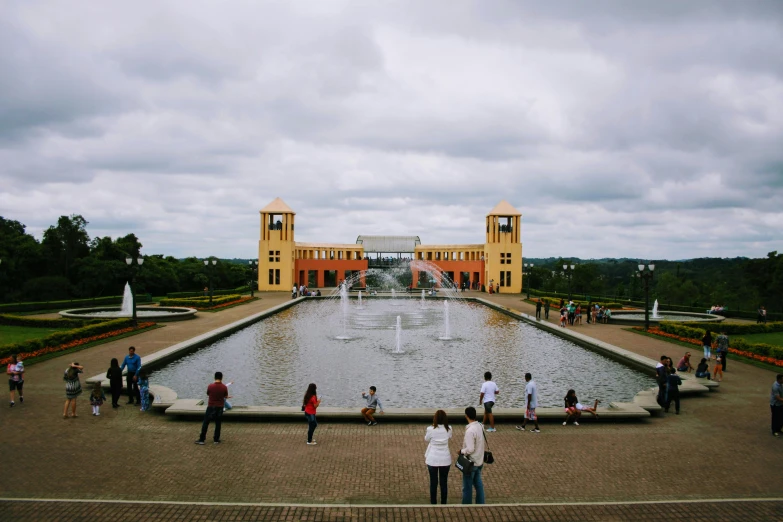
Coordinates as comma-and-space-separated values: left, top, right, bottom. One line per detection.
258, 197, 523, 294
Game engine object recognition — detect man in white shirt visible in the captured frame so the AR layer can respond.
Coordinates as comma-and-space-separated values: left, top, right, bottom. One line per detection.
479, 371, 499, 432
459, 406, 485, 504
515, 373, 540, 433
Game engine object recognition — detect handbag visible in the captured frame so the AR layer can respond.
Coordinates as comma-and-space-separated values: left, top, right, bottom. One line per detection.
455, 452, 474, 474
482, 428, 494, 464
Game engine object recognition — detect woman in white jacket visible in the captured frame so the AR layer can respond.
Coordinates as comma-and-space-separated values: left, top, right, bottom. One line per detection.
425, 409, 452, 504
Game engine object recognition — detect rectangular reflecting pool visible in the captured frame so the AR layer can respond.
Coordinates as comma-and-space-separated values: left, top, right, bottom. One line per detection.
151, 299, 654, 408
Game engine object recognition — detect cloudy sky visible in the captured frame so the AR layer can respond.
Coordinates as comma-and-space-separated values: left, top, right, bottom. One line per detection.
1, 1, 782, 260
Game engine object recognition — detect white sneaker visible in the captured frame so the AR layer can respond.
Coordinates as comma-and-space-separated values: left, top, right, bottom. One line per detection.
562, 421, 567, 426
95, 412, 100, 416
531, 429, 540, 433
573, 421, 579, 426
307, 441, 317, 445
515, 425, 525, 431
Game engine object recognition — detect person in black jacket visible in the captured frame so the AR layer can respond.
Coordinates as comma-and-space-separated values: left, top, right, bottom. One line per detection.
535, 300, 542, 319
655, 356, 669, 407
665, 367, 682, 414
106, 358, 124, 408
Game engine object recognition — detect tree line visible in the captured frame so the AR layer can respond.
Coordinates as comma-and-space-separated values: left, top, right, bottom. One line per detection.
0, 215, 254, 302
525, 255, 782, 313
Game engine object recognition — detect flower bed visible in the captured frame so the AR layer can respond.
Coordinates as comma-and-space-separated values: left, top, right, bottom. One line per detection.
194, 297, 255, 310
634, 326, 783, 367
0, 322, 156, 365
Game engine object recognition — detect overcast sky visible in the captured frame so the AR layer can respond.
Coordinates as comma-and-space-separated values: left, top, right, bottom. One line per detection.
1, 1, 782, 260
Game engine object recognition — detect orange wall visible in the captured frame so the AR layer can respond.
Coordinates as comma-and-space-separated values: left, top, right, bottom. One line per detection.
412, 260, 485, 288
295, 259, 368, 287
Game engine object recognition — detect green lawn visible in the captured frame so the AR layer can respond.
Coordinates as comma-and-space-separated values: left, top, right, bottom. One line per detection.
0, 325, 70, 345
734, 332, 783, 347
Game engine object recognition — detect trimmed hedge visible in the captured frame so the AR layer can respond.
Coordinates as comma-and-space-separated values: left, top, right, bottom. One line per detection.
677, 321, 783, 335
536, 297, 624, 309
0, 295, 152, 314
0, 318, 135, 359
0, 314, 97, 329
158, 294, 243, 307
166, 287, 250, 299
657, 321, 783, 362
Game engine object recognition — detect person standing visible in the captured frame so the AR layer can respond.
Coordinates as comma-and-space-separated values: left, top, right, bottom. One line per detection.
119, 346, 142, 405
195, 372, 230, 445
424, 409, 452, 504
516, 373, 540, 433
665, 368, 682, 414
702, 331, 713, 361
535, 299, 542, 320
655, 355, 669, 407
771, 374, 783, 437
106, 358, 123, 408
7, 354, 24, 407
544, 300, 550, 320
479, 372, 499, 432
137, 370, 151, 412
303, 383, 321, 445
716, 332, 729, 371
63, 362, 84, 418
459, 406, 485, 504
586, 302, 592, 324
292, 285, 297, 299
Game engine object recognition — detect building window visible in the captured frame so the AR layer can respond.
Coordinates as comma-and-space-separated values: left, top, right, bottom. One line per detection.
269, 250, 274, 262
500, 271, 506, 287
268, 269, 274, 285
506, 253, 511, 263
506, 271, 511, 287
275, 269, 280, 285
500, 253, 506, 265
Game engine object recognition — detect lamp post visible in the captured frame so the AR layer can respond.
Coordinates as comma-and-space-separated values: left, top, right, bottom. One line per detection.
203, 258, 217, 305
638, 262, 656, 331
563, 263, 575, 301
125, 256, 144, 326
248, 260, 258, 297
523, 263, 534, 299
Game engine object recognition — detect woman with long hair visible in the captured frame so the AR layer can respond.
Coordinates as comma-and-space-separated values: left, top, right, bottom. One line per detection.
425, 409, 452, 504
63, 362, 84, 418
303, 383, 321, 445
105, 358, 123, 408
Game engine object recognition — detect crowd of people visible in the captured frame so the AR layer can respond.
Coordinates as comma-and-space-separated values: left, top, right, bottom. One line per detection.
534, 298, 612, 326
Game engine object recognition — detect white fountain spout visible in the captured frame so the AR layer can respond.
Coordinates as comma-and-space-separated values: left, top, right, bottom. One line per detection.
652, 299, 660, 319
395, 316, 402, 353
441, 300, 451, 340
421, 290, 426, 306
358, 291, 363, 307
392, 289, 396, 299
121, 282, 133, 316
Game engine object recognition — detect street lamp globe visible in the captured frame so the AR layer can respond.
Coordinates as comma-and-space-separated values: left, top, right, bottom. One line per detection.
638, 264, 644, 272
649, 263, 655, 271
138, 257, 144, 266
126, 257, 133, 265
211, 259, 217, 265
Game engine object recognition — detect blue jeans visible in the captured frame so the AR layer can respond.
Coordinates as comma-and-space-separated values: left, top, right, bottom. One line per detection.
461, 464, 484, 504
199, 406, 223, 442
305, 413, 318, 442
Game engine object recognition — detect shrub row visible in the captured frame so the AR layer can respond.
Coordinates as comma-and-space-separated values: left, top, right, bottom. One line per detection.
657, 321, 783, 362
676, 321, 783, 335
536, 296, 624, 309
0, 314, 97, 329
166, 287, 250, 299
0, 295, 152, 314
158, 295, 243, 307
0, 318, 135, 359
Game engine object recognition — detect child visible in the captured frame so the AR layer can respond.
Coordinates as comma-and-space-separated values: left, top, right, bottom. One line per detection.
361, 386, 384, 426
559, 308, 567, 327
90, 382, 106, 416
106, 358, 123, 408
138, 370, 150, 412
713, 355, 723, 382
563, 389, 580, 426
224, 381, 233, 411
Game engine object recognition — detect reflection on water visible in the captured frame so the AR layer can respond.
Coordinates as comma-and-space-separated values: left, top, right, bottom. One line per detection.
151, 300, 654, 408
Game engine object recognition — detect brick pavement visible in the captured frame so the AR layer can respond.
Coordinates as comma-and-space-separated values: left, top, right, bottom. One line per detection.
1, 291, 782, 520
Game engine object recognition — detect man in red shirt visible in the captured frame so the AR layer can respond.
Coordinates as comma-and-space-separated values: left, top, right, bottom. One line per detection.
195, 372, 230, 445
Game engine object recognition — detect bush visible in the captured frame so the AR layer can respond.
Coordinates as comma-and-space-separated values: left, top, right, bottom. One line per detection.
0, 318, 135, 359
0, 314, 96, 329
158, 294, 243, 307
654, 321, 783, 364
166, 287, 249, 299
0, 294, 152, 314
677, 321, 783, 335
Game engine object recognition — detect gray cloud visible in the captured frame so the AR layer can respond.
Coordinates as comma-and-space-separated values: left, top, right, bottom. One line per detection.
1, 0, 782, 260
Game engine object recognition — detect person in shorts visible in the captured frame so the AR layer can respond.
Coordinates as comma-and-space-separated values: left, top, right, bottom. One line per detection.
479, 371, 499, 432
7, 354, 24, 407
516, 373, 540, 433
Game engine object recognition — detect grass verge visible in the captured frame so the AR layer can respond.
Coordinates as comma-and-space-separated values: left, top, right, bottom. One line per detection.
21, 324, 164, 367
625, 327, 783, 374
0, 325, 71, 344
197, 297, 259, 313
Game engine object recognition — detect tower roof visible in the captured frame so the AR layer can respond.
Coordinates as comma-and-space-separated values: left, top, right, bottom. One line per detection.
260, 197, 295, 214
487, 200, 521, 216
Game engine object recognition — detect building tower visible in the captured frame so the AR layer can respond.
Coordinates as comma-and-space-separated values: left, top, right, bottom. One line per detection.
484, 201, 523, 293
258, 197, 296, 292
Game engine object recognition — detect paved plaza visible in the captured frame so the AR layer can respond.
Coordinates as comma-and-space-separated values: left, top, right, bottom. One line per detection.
1, 292, 781, 521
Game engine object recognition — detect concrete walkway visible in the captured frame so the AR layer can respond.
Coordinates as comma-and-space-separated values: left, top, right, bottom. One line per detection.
1, 291, 781, 520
